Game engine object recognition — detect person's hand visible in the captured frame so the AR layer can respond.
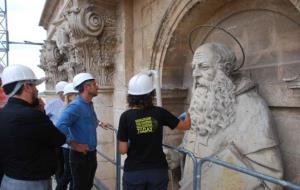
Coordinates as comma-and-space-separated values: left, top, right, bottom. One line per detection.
98, 121, 112, 130
69, 141, 89, 154
34, 98, 45, 112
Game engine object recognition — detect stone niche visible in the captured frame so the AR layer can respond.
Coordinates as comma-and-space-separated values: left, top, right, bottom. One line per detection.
152, 0, 300, 186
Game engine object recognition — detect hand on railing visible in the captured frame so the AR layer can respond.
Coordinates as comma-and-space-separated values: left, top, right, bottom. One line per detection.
98, 121, 114, 130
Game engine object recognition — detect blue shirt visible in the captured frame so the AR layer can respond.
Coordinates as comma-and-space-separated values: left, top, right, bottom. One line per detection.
56, 95, 98, 150
45, 98, 65, 125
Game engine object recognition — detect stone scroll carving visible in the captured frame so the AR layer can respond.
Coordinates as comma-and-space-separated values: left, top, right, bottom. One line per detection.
39, 40, 65, 90
178, 43, 283, 190
47, 0, 117, 87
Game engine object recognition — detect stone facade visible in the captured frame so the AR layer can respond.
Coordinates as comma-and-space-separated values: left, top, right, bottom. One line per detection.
39, 0, 300, 188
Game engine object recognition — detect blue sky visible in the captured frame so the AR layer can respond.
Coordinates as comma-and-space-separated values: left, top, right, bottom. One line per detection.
7, 0, 46, 91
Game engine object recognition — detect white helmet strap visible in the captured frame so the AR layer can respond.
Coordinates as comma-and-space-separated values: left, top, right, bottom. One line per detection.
7, 81, 25, 97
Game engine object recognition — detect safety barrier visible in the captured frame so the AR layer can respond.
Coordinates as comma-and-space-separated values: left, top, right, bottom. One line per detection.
163, 144, 300, 190
96, 125, 122, 190
96, 128, 300, 190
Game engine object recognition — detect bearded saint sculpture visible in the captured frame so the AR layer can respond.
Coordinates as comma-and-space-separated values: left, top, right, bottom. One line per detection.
179, 43, 283, 190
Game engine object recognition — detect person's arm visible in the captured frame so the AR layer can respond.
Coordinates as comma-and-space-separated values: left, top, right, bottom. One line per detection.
118, 141, 128, 155
56, 103, 79, 139
117, 113, 129, 155
176, 112, 191, 130
19, 109, 66, 147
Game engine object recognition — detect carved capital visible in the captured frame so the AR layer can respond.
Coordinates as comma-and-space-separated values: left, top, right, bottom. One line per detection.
39, 40, 66, 90
48, 1, 118, 89
66, 3, 104, 39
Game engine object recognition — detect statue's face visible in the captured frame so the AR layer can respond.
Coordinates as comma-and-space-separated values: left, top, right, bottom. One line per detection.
192, 46, 217, 88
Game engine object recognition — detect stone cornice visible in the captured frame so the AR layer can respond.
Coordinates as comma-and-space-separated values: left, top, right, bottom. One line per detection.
39, 0, 60, 29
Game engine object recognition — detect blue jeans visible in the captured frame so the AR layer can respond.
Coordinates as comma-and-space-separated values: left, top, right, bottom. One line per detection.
0, 175, 52, 190
69, 150, 97, 190
56, 148, 72, 190
123, 168, 169, 190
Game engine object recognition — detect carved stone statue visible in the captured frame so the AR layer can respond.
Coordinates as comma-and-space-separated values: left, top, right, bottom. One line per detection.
179, 43, 283, 190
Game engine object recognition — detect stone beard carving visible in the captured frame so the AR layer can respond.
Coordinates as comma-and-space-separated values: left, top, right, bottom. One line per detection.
180, 43, 283, 190
189, 69, 235, 144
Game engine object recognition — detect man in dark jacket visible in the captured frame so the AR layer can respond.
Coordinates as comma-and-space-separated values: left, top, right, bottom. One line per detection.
0, 64, 66, 190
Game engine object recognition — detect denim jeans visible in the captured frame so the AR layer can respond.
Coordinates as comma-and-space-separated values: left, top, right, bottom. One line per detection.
123, 168, 169, 190
69, 150, 97, 190
1, 175, 52, 190
55, 148, 72, 190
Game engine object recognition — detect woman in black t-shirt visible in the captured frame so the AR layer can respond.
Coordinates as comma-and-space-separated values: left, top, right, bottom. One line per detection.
117, 73, 191, 190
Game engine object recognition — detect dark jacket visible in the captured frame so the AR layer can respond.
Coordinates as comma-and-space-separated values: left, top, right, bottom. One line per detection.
0, 98, 66, 180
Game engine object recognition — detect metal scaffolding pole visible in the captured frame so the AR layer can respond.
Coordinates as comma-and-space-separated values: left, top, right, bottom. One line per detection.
0, 0, 8, 67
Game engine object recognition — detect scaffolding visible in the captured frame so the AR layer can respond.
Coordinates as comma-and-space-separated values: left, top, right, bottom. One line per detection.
0, 0, 8, 68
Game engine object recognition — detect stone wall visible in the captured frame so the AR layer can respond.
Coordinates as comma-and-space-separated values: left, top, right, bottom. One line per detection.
39, 0, 300, 188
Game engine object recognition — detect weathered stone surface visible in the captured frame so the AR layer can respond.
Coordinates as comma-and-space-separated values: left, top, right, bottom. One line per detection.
179, 43, 283, 189
40, 0, 300, 188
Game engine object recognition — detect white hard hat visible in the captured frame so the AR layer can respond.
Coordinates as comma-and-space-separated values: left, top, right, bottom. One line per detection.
63, 83, 78, 95
1, 64, 44, 86
128, 73, 154, 95
55, 81, 68, 94
73, 73, 94, 88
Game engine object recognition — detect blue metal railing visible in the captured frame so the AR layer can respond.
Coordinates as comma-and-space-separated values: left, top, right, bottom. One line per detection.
96, 125, 122, 190
96, 128, 300, 190
163, 144, 300, 190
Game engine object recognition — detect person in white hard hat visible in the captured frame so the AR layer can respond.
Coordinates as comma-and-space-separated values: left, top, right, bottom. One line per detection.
45, 81, 68, 125
117, 72, 191, 190
56, 73, 100, 190
55, 83, 78, 190
0, 64, 65, 190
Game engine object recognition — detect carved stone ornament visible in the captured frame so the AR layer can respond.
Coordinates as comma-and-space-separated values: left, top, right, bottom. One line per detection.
39, 40, 66, 90
58, 1, 117, 87
283, 74, 300, 89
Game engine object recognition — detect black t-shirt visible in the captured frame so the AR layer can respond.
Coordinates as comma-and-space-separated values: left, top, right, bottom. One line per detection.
117, 106, 179, 171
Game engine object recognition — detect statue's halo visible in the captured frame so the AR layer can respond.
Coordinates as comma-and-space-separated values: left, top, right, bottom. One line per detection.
188, 25, 245, 72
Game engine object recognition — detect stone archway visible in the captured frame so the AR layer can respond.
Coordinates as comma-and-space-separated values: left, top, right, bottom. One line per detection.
151, 0, 300, 184
150, 0, 300, 70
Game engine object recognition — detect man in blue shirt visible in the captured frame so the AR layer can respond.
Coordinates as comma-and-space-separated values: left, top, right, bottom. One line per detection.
56, 73, 99, 190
